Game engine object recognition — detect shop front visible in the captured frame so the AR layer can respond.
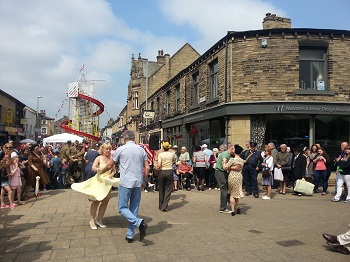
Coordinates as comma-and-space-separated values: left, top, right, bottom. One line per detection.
162, 101, 350, 159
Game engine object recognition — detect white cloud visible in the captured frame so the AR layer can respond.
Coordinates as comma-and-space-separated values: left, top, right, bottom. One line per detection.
0, 0, 286, 129
157, 0, 284, 52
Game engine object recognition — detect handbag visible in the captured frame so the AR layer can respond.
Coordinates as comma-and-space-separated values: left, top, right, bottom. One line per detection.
274, 167, 284, 181
262, 167, 271, 178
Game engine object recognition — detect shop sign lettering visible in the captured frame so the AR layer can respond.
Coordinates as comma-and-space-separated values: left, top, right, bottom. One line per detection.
277, 105, 350, 113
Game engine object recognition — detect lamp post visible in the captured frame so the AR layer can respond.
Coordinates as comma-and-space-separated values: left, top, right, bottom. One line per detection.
36, 96, 42, 140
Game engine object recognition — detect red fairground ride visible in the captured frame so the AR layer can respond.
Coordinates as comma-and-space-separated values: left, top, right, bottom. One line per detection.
60, 70, 104, 142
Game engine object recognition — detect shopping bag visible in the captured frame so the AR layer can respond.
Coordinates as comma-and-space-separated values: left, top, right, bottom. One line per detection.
274, 167, 284, 181
294, 178, 314, 195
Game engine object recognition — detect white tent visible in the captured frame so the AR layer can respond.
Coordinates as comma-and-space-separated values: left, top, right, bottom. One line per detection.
43, 133, 84, 146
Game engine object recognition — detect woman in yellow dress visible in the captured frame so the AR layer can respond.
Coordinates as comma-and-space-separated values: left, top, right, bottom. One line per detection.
71, 143, 119, 230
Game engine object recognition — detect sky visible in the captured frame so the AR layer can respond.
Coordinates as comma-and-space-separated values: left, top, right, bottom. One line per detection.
1, 0, 349, 128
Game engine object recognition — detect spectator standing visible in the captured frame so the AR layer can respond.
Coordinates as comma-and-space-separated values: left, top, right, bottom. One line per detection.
261, 147, 274, 200
333, 145, 350, 203
157, 141, 176, 210
193, 145, 207, 191
313, 147, 329, 195
274, 144, 290, 195
242, 142, 263, 198
84, 143, 99, 181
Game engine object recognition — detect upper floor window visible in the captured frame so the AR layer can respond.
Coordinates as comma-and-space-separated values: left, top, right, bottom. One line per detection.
299, 43, 327, 90
209, 60, 218, 98
166, 91, 171, 114
156, 97, 160, 117
134, 91, 139, 109
41, 127, 47, 135
175, 85, 180, 112
41, 119, 47, 125
192, 73, 199, 105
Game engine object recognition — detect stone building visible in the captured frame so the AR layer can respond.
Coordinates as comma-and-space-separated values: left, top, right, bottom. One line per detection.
0, 89, 26, 144
119, 44, 200, 144
138, 13, 350, 159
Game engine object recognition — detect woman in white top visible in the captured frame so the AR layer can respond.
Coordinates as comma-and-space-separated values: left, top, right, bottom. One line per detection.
261, 146, 274, 200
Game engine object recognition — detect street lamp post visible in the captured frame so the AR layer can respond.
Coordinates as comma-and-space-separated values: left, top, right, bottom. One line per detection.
36, 96, 42, 140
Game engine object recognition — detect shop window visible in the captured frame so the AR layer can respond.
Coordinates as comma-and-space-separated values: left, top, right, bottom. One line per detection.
156, 97, 160, 118
192, 73, 199, 105
299, 47, 327, 90
209, 60, 218, 99
176, 85, 180, 112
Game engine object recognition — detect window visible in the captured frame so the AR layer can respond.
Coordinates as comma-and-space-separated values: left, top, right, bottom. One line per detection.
192, 73, 199, 105
209, 60, 218, 98
176, 85, 180, 112
41, 127, 47, 135
156, 97, 160, 117
134, 91, 139, 109
151, 101, 154, 111
299, 48, 327, 90
41, 119, 47, 125
166, 91, 171, 114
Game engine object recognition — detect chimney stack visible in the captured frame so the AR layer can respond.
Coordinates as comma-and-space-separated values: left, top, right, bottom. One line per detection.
263, 13, 291, 29
157, 49, 165, 64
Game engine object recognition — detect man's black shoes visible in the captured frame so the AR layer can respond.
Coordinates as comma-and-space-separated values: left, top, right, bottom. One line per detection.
125, 237, 133, 243
139, 220, 148, 241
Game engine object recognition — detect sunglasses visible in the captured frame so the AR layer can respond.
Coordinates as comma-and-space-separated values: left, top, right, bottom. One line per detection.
5, 146, 12, 149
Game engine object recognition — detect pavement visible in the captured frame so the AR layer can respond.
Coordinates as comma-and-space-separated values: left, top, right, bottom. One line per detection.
0, 174, 348, 262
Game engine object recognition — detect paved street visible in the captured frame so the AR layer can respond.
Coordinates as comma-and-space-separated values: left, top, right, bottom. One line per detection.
0, 176, 348, 262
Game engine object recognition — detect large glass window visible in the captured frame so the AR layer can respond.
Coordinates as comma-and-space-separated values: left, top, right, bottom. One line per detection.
209, 60, 218, 99
192, 73, 199, 105
299, 48, 327, 90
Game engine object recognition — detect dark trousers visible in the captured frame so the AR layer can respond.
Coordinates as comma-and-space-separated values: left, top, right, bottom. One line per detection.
158, 170, 173, 210
214, 169, 228, 211
208, 167, 217, 188
243, 167, 259, 194
182, 172, 193, 189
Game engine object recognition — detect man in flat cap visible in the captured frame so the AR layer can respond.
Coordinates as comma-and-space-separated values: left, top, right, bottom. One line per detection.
242, 142, 263, 198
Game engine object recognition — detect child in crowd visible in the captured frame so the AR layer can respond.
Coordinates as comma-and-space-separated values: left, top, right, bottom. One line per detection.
0, 157, 15, 209
60, 159, 68, 189
9, 154, 25, 205
49, 151, 61, 189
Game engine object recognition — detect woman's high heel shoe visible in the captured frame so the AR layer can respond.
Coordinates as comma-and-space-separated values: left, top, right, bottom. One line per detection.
236, 207, 241, 215
231, 211, 235, 216
95, 221, 107, 228
89, 220, 97, 230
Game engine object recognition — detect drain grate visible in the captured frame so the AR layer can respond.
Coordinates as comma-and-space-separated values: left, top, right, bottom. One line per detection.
276, 239, 305, 247
248, 229, 263, 234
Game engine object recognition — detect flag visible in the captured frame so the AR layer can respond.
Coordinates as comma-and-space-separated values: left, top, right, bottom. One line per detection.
80, 64, 84, 72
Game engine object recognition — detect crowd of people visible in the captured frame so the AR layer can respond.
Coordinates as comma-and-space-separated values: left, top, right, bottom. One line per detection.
1, 135, 349, 249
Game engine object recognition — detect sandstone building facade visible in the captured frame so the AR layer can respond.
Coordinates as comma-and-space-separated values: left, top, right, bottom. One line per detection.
132, 13, 350, 159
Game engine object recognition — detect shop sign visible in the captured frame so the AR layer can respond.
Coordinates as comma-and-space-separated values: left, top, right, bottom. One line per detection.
184, 114, 205, 123
20, 118, 28, 124
143, 110, 155, 119
276, 105, 350, 113
6, 108, 13, 124
16, 127, 23, 133
5, 126, 16, 133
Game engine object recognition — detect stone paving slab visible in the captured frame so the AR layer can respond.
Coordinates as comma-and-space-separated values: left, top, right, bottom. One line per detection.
0, 181, 348, 261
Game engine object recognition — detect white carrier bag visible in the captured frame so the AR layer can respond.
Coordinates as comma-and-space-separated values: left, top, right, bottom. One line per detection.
294, 178, 314, 195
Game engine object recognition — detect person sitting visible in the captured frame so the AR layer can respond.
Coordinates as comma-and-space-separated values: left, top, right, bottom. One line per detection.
177, 159, 193, 190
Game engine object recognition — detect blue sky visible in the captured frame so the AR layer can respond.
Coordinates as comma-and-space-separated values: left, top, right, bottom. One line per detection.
0, 0, 349, 127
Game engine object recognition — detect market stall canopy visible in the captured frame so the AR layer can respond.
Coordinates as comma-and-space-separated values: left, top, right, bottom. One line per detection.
20, 138, 37, 144
43, 133, 83, 146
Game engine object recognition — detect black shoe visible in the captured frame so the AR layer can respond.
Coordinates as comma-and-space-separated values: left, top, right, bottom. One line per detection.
245, 192, 252, 196
139, 220, 148, 241
231, 211, 235, 216
125, 237, 133, 243
236, 207, 241, 214
254, 194, 259, 198
201, 188, 204, 191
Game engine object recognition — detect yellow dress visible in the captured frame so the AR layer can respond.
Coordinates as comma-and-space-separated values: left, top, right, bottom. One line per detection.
71, 163, 119, 201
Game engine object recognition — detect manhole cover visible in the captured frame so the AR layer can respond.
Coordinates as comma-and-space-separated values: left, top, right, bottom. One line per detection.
248, 229, 263, 234
276, 239, 305, 247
